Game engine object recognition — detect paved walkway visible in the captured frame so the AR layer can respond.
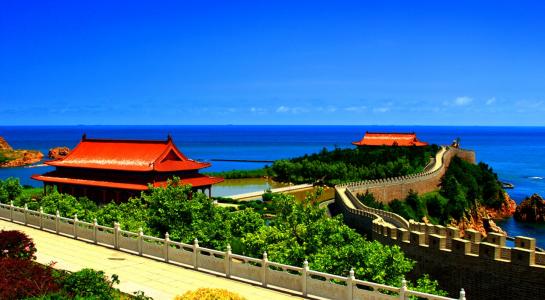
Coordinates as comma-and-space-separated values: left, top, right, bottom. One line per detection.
0, 220, 301, 300
429, 146, 447, 172
227, 184, 314, 201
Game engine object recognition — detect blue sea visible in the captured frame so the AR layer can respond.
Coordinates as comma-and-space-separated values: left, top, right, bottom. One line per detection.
1, 125, 545, 247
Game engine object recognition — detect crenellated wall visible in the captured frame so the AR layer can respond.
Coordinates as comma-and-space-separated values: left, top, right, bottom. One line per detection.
335, 147, 545, 300
339, 147, 476, 203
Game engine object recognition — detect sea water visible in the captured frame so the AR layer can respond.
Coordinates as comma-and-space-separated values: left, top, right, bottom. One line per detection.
1, 125, 545, 246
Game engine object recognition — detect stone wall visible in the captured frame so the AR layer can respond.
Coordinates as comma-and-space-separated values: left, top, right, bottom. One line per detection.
340, 147, 476, 203
336, 176, 545, 300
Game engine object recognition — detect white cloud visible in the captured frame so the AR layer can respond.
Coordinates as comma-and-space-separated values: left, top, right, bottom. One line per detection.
344, 106, 367, 112
373, 107, 390, 113
276, 105, 290, 113
454, 96, 473, 106
486, 97, 496, 105
275, 105, 308, 114
250, 107, 267, 113
316, 106, 337, 113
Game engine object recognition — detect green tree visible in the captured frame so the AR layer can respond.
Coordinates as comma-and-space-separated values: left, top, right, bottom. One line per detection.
0, 177, 23, 203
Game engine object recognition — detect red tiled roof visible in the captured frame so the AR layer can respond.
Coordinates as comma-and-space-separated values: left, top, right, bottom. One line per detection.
352, 132, 428, 147
46, 135, 210, 172
31, 173, 224, 190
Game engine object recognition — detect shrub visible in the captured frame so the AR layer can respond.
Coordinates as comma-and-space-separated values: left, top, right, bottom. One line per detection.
61, 268, 120, 300
0, 230, 37, 260
0, 177, 23, 203
175, 288, 246, 300
0, 258, 61, 300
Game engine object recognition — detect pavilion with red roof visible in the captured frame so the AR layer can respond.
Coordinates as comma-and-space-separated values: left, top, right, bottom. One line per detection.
352, 132, 428, 147
32, 134, 223, 202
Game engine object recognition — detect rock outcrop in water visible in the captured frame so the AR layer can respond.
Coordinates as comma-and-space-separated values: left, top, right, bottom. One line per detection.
0, 136, 44, 168
449, 192, 516, 237
48, 146, 70, 160
514, 193, 545, 222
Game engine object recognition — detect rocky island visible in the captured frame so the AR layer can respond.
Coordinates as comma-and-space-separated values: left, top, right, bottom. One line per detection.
48, 146, 70, 159
514, 193, 545, 222
0, 136, 44, 167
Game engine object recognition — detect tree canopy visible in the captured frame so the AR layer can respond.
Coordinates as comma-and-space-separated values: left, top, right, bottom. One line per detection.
272, 145, 439, 185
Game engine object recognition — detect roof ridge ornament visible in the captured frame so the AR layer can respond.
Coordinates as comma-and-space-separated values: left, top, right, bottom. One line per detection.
167, 134, 172, 142
82, 133, 87, 140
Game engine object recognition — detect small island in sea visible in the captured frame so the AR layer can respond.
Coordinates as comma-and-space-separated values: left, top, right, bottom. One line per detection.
0, 136, 43, 168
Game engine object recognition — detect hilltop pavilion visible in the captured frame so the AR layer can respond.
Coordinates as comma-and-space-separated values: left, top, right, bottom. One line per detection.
31, 134, 223, 202
352, 132, 428, 147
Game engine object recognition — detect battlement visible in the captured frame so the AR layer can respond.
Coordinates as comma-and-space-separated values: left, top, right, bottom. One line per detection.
335, 170, 545, 300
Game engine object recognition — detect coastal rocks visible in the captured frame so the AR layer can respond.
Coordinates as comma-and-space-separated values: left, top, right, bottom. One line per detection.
0, 137, 13, 151
450, 206, 506, 238
449, 194, 516, 238
48, 146, 70, 159
514, 194, 545, 222
486, 192, 517, 219
0, 136, 44, 168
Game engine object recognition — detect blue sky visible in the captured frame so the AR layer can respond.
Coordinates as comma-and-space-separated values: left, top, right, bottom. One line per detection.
1, 1, 545, 125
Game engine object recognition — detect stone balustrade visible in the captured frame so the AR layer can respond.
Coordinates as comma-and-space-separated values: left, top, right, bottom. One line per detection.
0, 201, 462, 300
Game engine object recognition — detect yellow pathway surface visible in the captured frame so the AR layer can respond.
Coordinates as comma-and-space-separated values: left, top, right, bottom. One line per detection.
0, 220, 302, 300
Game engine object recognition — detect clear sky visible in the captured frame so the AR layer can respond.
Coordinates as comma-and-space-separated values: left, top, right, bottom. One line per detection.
1, 1, 545, 125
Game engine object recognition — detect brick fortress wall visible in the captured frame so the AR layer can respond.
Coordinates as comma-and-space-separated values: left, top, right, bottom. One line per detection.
335, 147, 545, 300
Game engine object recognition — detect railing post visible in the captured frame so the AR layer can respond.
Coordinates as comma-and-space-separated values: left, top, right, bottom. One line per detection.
193, 238, 199, 270
114, 222, 120, 249
164, 232, 170, 262
73, 214, 78, 238
55, 210, 60, 234
93, 218, 98, 244
138, 227, 143, 255
262, 251, 268, 287
39, 207, 44, 229
9, 201, 14, 221
225, 244, 231, 278
459, 288, 466, 300
23, 204, 28, 225
346, 268, 354, 300
399, 278, 407, 299
302, 259, 309, 297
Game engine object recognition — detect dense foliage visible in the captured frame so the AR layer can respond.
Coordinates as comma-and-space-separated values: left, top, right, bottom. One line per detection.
0, 230, 37, 260
205, 168, 271, 179
0, 229, 150, 300
3, 178, 445, 295
272, 145, 439, 185
358, 156, 505, 225
61, 269, 120, 300
0, 258, 61, 300
0, 177, 23, 203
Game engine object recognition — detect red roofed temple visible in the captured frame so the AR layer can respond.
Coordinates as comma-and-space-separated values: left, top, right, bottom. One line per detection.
352, 132, 428, 147
31, 134, 223, 202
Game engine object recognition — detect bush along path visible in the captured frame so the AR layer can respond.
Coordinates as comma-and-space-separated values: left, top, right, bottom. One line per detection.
0, 229, 152, 300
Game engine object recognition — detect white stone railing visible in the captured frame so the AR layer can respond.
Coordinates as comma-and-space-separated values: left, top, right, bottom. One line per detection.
0, 201, 464, 300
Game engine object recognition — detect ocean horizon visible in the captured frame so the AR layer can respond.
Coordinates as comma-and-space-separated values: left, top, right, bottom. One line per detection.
2, 125, 545, 246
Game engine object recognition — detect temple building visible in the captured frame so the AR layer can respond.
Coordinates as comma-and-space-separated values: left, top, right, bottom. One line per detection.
31, 135, 223, 202
352, 132, 428, 147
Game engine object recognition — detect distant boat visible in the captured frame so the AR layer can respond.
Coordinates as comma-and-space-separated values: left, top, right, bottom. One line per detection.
501, 181, 515, 189
527, 176, 544, 180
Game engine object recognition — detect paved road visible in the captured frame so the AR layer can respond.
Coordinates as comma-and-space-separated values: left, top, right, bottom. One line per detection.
0, 220, 301, 300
